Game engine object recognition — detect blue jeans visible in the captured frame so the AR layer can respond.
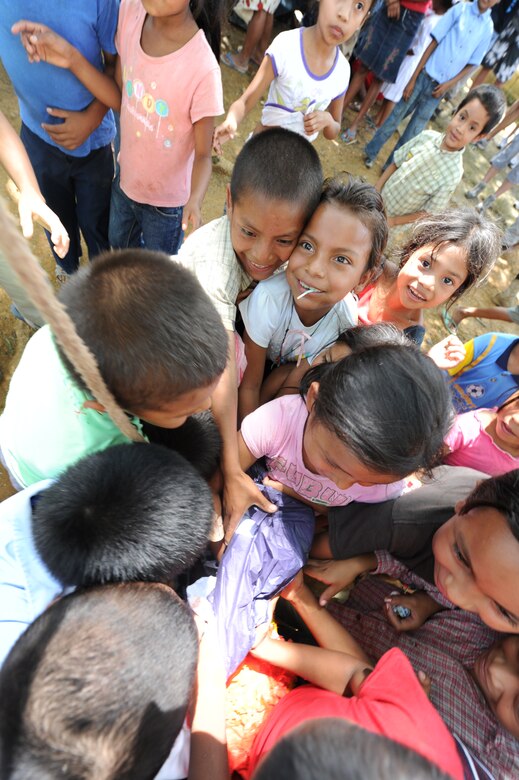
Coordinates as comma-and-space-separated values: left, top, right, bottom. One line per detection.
365, 70, 441, 165
20, 123, 113, 275
109, 175, 184, 255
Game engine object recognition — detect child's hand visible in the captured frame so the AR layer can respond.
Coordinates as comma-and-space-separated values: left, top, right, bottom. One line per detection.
402, 78, 416, 102
304, 557, 367, 606
385, 0, 401, 20
427, 334, 466, 371
384, 591, 442, 632
303, 110, 331, 137
432, 80, 451, 99
182, 199, 202, 237
213, 118, 238, 153
223, 470, 277, 544
417, 669, 432, 698
16, 186, 70, 258
12, 20, 75, 69
42, 102, 106, 150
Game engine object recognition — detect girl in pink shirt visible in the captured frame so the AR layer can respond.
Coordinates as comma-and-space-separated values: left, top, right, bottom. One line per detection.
444, 390, 519, 475
14, 0, 224, 255
232, 342, 453, 537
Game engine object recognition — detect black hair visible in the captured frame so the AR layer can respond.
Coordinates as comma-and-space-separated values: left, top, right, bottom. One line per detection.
433, 0, 453, 12
57, 250, 228, 412
142, 410, 221, 480
461, 469, 519, 543
252, 719, 452, 780
230, 128, 323, 223
456, 84, 507, 135
32, 443, 213, 587
319, 175, 388, 274
190, 0, 223, 59
395, 208, 502, 308
300, 344, 453, 478
0, 583, 198, 780
336, 323, 410, 351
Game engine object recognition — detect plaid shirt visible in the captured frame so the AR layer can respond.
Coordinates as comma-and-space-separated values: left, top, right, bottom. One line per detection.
328, 556, 519, 779
177, 216, 252, 331
382, 130, 464, 217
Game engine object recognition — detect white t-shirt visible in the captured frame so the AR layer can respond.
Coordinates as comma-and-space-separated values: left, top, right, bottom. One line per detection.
263, 28, 350, 141
239, 271, 357, 365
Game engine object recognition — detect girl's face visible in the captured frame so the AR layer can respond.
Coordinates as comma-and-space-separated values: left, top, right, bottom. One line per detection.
302, 383, 400, 490
473, 636, 519, 739
317, 0, 372, 46
432, 504, 519, 633
495, 395, 519, 455
313, 341, 351, 365
287, 203, 373, 325
396, 243, 468, 311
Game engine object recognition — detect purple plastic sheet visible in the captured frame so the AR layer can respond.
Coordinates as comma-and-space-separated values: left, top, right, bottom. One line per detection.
210, 482, 315, 677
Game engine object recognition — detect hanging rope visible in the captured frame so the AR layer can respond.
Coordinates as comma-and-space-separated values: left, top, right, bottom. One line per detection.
0, 196, 144, 442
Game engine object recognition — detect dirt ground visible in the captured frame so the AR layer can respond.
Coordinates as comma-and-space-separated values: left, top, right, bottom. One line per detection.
0, 19, 518, 501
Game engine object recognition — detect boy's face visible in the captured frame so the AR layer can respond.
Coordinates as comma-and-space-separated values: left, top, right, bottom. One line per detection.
432, 504, 519, 633
473, 636, 519, 738
477, 0, 501, 12
133, 379, 219, 428
443, 98, 490, 152
226, 187, 306, 282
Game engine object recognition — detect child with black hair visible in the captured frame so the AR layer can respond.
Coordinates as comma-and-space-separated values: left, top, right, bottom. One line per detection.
374, 85, 507, 227
0, 583, 200, 780
231, 344, 453, 539
0, 443, 214, 668
238, 175, 388, 421
0, 249, 228, 489
178, 128, 324, 537
14, 0, 224, 254
357, 208, 501, 345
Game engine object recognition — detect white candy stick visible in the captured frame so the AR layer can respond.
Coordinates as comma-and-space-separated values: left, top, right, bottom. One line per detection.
297, 289, 314, 300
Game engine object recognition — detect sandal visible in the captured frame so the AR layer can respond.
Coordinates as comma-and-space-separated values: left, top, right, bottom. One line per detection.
441, 306, 459, 333
340, 127, 357, 144
221, 51, 248, 75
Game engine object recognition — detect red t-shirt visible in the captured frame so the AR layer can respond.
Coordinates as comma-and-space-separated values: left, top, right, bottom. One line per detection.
247, 648, 463, 780
401, 0, 430, 12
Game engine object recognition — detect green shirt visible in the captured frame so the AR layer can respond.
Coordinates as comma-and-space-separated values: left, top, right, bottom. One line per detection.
0, 326, 143, 488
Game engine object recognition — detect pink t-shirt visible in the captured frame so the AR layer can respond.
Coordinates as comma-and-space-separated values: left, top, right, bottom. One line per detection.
116, 0, 223, 207
240, 395, 404, 507
444, 409, 519, 475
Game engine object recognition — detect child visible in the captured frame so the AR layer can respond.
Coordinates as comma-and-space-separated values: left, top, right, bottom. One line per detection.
363, 0, 498, 167
0, 108, 68, 327
0, 583, 199, 779
13, 0, 224, 254
443, 390, 519, 475
2, 2, 117, 280
178, 128, 323, 536
444, 332, 519, 413
374, 85, 506, 227
306, 469, 519, 634
0, 442, 214, 666
0, 249, 228, 489
238, 176, 388, 420
247, 573, 464, 780
356, 209, 501, 345
235, 344, 452, 531
214, 0, 373, 146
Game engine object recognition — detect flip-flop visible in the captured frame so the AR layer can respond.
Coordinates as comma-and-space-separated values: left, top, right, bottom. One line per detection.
221, 51, 248, 75
340, 127, 357, 144
365, 115, 377, 130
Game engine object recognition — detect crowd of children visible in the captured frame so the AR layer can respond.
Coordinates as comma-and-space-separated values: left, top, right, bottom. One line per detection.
0, 0, 518, 778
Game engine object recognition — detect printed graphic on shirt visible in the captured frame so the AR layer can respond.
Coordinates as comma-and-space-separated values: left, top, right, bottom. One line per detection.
123, 65, 173, 147
268, 455, 354, 506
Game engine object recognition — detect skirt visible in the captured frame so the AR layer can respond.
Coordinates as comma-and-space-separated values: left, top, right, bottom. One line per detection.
482, 15, 519, 83
355, 5, 425, 83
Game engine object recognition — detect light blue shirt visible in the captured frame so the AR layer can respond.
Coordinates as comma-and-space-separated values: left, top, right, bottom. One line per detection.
0, 480, 65, 669
426, 1, 494, 84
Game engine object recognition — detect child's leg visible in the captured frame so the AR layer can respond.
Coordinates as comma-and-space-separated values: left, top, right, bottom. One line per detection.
140, 202, 184, 255
72, 143, 113, 260
376, 98, 395, 127
348, 78, 382, 134
233, 10, 269, 69
108, 175, 142, 249
19, 123, 82, 275
253, 11, 275, 64
390, 85, 441, 160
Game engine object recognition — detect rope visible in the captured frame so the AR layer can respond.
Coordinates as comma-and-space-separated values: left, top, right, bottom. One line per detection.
0, 196, 144, 442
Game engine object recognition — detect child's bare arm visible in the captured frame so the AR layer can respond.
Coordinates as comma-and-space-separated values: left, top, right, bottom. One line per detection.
375, 162, 397, 193
213, 57, 275, 150
182, 116, 215, 236
304, 555, 377, 606
238, 332, 268, 424
12, 20, 122, 111
387, 210, 428, 228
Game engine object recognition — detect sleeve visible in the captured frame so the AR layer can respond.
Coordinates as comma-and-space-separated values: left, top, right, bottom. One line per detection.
190, 61, 224, 123
430, 3, 461, 44
97, 0, 120, 54
240, 399, 283, 460
266, 30, 288, 79
331, 56, 350, 101
444, 412, 479, 454
393, 132, 426, 167
239, 280, 283, 350
467, 23, 494, 66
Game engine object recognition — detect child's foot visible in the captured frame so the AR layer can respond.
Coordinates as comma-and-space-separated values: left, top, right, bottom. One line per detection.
340, 127, 357, 144
476, 194, 496, 213
465, 181, 485, 199
364, 155, 374, 168
55, 266, 70, 285
441, 306, 465, 332
221, 51, 248, 75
